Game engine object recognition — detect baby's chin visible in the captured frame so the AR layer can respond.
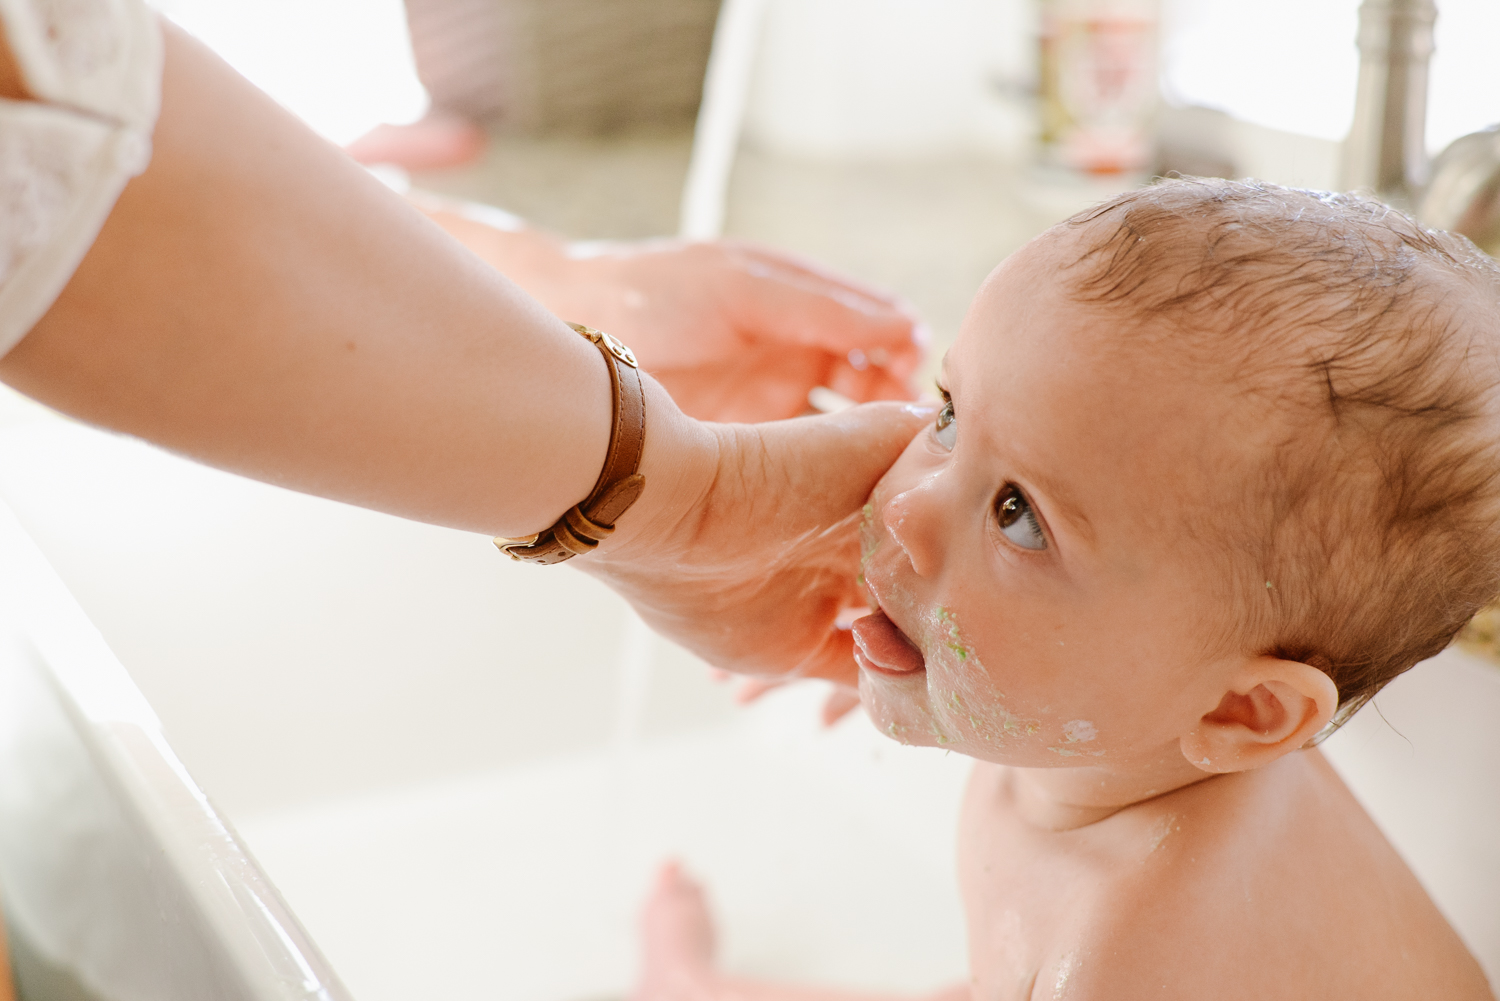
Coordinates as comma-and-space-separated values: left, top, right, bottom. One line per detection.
861, 657, 1090, 765
857, 663, 996, 757
856, 662, 934, 746
860, 685, 1027, 763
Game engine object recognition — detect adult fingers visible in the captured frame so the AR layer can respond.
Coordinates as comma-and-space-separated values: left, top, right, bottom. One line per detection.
821, 687, 862, 726
791, 628, 860, 689
825, 360, 923, 405
728, 241, 907, 310
719, 245, 927, 361
733, 677, 783, 704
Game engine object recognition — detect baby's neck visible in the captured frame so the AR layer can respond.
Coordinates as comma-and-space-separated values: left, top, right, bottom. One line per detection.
1004, 745, 1218, 830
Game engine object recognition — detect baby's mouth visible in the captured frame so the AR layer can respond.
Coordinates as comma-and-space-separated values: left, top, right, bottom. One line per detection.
852, 609, 926, 676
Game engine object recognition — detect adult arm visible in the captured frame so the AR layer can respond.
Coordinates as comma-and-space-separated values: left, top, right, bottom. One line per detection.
1, 20, 612, 538
0, 20, 925, 682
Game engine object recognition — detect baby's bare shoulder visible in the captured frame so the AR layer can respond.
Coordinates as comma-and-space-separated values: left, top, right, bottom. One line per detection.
1060, 755, 1491, 999
961, 757, 1493, 1000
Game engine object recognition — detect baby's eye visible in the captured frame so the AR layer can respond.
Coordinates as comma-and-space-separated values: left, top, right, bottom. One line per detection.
996, 484, 1046, 551
934, 387, 957, 450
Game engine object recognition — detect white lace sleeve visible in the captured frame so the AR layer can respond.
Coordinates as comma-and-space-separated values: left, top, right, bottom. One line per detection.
0, 0, 162, 356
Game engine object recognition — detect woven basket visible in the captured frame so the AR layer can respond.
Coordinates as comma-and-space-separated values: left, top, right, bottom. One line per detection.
404, 0, 721, 134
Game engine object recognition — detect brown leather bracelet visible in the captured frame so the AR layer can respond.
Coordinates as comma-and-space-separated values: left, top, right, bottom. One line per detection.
493, 323, 647, 565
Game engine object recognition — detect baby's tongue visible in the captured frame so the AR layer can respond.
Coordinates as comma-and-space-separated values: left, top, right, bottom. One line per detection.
852, 610, 926, 673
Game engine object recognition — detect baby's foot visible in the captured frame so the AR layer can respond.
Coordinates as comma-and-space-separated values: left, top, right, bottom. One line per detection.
634, 860, 719, 1001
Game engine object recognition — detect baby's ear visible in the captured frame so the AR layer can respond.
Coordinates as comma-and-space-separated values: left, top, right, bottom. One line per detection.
1179, 657, 1339, 773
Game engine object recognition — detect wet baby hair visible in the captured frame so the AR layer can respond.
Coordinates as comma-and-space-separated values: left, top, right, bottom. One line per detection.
1062, 177, 1500, 728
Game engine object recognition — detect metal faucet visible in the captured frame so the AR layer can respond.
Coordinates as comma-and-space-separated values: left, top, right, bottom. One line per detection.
1340, 0, 1437, 206
1340, 0, 1500, 254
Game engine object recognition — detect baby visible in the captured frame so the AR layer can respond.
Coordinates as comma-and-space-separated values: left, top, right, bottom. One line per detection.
634, 178, 1500, 1000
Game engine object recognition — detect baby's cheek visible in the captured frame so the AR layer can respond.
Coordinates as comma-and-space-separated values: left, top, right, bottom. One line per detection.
921, 607, 1041, 752
934, 677, 1042, 753
1046, 717, 1106, 759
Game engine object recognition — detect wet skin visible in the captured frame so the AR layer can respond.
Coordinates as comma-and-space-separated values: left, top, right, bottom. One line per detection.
852, 225, 1254, 795
846, 226, 1494, 997
631, 224, 1495, 999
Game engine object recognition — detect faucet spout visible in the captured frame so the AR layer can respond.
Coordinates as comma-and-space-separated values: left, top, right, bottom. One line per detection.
1340, 0, 1437, 205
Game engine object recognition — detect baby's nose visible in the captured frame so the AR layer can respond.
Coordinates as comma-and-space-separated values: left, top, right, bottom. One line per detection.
883, 478, 944, 578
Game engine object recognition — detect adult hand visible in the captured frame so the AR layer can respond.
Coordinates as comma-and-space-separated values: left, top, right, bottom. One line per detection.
716, 671, 866, 726
582, 397, 934, 687
419, 200, 926, 422
1, 15, 924, 703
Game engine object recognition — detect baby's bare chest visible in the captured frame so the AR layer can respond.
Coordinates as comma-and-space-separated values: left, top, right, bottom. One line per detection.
953, 766, 1182, 999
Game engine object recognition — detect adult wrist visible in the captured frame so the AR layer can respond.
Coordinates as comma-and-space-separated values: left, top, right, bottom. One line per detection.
581, 374, 720, 568
494, 323, 650, 563
489, 316, 719, 568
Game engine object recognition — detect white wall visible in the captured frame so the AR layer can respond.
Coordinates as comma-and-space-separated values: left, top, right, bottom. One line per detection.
1166, 0, 1500, 152
147, 0, 426, 144
741, 0, 1500, 161
741, 0, 1034, 159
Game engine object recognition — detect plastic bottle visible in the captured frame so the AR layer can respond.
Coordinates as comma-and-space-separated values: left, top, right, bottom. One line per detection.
1037, 0, 1161, 175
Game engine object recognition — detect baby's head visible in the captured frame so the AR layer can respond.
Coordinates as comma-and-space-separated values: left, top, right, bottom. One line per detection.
853, 177, 1500, 778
